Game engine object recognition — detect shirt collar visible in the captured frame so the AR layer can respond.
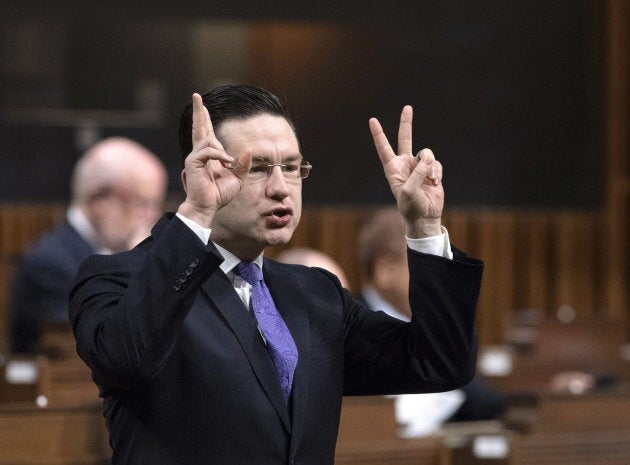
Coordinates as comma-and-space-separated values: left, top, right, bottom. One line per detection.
213, 242, 264, 276
67, 205, 112, 254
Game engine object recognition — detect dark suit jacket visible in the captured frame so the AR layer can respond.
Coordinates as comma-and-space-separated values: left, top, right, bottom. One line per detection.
357, 292, 505, 424
10, 220, 95, 353
69, 214, 483, 465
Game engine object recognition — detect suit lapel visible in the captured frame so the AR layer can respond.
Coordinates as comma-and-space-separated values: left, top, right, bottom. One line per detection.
200, 269, 292, 434
264, 259, 311, 456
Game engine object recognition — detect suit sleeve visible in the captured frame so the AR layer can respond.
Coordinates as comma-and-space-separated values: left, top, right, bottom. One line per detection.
69, 215, 223, 389
342, 247, 483, 396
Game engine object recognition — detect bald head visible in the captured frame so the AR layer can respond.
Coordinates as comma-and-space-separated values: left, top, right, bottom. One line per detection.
71, 137, 167, 252
275, 247, 350, 290
71, 137, 166, 205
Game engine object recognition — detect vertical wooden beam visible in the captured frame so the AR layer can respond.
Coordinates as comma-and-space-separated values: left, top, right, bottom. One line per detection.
475, 210, 517, 345
518, 211, 552, 314
553, 212, 599, 319
605, 0, 629, 326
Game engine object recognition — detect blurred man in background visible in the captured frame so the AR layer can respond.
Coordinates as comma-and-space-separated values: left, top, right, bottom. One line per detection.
9, 137, 167, 353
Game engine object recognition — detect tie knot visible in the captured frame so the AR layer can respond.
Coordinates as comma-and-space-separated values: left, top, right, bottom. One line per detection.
235, 261, 263, 285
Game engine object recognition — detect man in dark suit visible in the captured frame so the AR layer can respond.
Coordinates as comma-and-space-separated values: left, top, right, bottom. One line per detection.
9, 137, 166, 353
69, 85, 483, 465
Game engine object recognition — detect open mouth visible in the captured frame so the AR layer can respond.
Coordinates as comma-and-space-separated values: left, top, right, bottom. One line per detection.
270, 207, 292, 218
265, 207, 293, 227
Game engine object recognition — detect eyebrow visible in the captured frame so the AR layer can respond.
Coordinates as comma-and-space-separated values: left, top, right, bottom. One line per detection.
251, 154, 303, 163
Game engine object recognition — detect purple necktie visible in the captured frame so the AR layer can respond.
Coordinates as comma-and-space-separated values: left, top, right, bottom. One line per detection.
236, 261, 298, 403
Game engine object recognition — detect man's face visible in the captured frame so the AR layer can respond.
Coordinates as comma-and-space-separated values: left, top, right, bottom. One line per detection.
210, 114, 303, 259
93, 170, 165, 252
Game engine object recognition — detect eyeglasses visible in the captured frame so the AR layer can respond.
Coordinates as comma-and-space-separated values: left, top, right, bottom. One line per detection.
92, 187, 163, 212
229, 161, 312, 183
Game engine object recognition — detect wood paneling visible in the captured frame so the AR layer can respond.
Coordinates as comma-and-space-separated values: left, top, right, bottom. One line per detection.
1, 203, 626, 351
512, 430, 630, 465
605, 0, 630, 326
288, 206, 621, 346
1, 201, 629, 465
0, 203, 65, 353
0, 404, 109, 465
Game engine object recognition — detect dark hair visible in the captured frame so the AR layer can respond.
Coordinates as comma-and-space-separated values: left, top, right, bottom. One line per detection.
178, 84, 295, 163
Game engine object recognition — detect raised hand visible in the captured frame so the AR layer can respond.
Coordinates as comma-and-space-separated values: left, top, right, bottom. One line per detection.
369, 105, 444, 238
178, 93, 251, 227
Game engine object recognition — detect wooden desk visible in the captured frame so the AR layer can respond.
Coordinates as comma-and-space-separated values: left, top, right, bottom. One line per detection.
336, 437, 442, 465
336, 396, 441, 465
0, 402, 109, 465
512, 429, 630, 465
1, 353, 107, 465
336, 396, 511, 465
535, 390, 630, 432
336, 391, 630, 465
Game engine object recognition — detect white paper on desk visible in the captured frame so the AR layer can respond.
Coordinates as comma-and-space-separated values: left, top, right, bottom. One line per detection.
5, 360, 39, 384
393, 390, 466, 438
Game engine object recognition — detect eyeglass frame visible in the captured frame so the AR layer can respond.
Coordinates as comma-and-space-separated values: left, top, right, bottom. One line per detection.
90, 186, 163, 212
227, 160, 312, 183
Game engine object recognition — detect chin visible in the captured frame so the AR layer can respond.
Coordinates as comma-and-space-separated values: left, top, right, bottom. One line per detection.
263, 229, 295, 248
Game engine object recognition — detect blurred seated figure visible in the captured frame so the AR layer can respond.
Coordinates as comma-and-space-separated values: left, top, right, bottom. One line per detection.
358, 208, 506, 435
8, 137, 167, 354
275, 247, 351, 290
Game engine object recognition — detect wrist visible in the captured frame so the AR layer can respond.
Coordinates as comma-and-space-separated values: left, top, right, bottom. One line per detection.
406, 217, 442, 238
177, 201, 216, 229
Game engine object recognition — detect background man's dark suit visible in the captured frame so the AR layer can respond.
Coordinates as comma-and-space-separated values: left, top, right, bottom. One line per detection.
10, 221, 94, 353
70, 214, 483, 465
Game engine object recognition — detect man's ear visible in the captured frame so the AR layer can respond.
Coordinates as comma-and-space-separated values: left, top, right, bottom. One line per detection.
180, 168, 188, 192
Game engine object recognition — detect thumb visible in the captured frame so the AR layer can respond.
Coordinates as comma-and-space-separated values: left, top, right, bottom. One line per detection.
230, 153, 252, 183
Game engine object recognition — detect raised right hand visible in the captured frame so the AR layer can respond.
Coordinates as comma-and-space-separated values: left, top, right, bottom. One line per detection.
177, 93, 251, 227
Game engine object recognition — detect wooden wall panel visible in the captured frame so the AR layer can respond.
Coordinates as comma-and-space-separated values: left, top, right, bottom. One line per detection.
516, 212, 552, 313
476, 211, 517, 345
0, 404, 109, 465
0, 203, 65, 353
0, 203, 623, 352
605, 0, 630, 325
552, 212, 602, 320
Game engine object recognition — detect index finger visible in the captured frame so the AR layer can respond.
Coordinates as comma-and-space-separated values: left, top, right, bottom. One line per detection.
192, 93, 215, 149
369, 117, 396, 165
397, 105, 413, 156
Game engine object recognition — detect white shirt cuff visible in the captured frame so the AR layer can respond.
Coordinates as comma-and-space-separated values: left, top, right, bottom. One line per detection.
406, 226, 453, 259
175, 212, 212, 245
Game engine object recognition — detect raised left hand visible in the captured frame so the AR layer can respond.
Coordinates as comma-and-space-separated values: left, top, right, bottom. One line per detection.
369, 105, 444, 238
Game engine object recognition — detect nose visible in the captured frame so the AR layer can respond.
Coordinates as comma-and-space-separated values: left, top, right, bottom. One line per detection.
265, 165, 291, 199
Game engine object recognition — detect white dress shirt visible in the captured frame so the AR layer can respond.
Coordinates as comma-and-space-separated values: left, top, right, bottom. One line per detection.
67, 206, 112, 255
